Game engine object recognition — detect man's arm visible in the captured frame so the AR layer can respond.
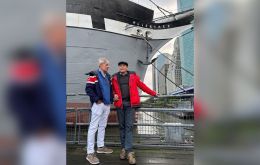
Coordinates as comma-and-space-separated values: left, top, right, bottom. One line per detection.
85, 76, 100, 103
135, 74, 157, 96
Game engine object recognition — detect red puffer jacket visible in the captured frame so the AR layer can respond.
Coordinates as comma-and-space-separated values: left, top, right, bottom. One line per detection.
112, 71, 156, 108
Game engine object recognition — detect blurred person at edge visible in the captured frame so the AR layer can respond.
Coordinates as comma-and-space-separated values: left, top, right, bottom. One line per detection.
6, 14, 66, 165
36, 14, 66, 138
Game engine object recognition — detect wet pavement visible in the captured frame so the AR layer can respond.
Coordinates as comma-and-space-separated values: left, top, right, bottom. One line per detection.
67, 145, 193, 165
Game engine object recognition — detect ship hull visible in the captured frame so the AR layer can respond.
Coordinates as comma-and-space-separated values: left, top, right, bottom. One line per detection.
67, 26, 169, 102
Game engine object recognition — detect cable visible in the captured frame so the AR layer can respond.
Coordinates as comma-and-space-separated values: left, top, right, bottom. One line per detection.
152, 63, 186, 92
141, 28, 194, 77
147, 0, 172, 17
138, 28, 194, 93
158, 29, 194, 77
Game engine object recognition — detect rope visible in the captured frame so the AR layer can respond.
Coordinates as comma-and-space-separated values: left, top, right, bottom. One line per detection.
147, 0, 172, 17
141, 28, 194, 77
152, 63, 186, 92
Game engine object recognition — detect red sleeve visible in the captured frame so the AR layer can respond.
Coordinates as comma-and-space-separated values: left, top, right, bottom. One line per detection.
111, 76, 116, 94
135, 74, 156, 96
86, 76, 98, 84
111, 76, 119, 95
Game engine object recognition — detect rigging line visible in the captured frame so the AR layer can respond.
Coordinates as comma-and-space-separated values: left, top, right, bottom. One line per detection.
141, 28, 194, 76
158, 29, 194, 76
147, 0, 172, 17
158, 6, 173, 14
153, 7, 194, 22
147, 0, 172, 14
156, 6, 168, 18
157, 47, 194, 77
152, 63, 186, 92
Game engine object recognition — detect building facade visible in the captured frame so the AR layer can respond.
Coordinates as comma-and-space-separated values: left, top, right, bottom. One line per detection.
178, 0, 194, 88
152, 0, 194, 94
167, 38, 182, 93
154, 53, 171, 94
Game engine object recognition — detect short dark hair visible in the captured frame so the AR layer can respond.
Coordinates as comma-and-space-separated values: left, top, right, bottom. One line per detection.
118, 61, 128, 66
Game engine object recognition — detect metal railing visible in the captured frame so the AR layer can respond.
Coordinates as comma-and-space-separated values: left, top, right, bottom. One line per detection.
67, 95, 194, 148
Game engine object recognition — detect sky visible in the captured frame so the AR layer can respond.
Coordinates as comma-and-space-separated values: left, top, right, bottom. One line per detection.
130, 1, 195, 92
129, 1, 179, 91
130, 0, 179, 92
143, 39, 176, 92
130, 0, 178, 18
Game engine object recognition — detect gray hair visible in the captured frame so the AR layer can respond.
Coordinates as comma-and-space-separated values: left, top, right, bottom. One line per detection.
98, 57, 109, 65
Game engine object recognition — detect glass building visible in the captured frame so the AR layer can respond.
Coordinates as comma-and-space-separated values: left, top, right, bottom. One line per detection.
178, 0, 194, 87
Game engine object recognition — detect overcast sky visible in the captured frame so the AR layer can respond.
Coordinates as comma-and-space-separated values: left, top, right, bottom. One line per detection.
130, 1, 180, 91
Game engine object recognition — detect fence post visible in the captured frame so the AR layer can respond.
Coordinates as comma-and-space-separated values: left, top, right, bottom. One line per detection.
74, 108, 77, 144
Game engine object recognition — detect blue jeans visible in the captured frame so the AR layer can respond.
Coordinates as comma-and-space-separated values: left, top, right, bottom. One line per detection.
116, 102, 134, 152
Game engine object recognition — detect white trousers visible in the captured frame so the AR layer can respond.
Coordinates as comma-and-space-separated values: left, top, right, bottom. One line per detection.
87, 103, 110, 154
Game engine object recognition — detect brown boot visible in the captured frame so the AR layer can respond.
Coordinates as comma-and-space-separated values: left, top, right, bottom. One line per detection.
127, 152, 136, 165
86, 153, 100, 164
120, 148, 126, 160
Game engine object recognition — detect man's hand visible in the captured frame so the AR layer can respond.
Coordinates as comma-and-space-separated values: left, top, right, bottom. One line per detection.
114, 94, 119, 101
96, 100, 103, 104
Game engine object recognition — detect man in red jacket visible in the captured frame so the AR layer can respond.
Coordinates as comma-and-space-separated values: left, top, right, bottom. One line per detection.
112, 61, 158, 164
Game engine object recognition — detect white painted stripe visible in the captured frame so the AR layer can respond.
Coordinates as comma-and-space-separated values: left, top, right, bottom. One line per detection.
87, 80, 98, 84
87, 82, 95, 84
104, 18, 192, 39
66, 13, 192, 40
66, 13, 93, 28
